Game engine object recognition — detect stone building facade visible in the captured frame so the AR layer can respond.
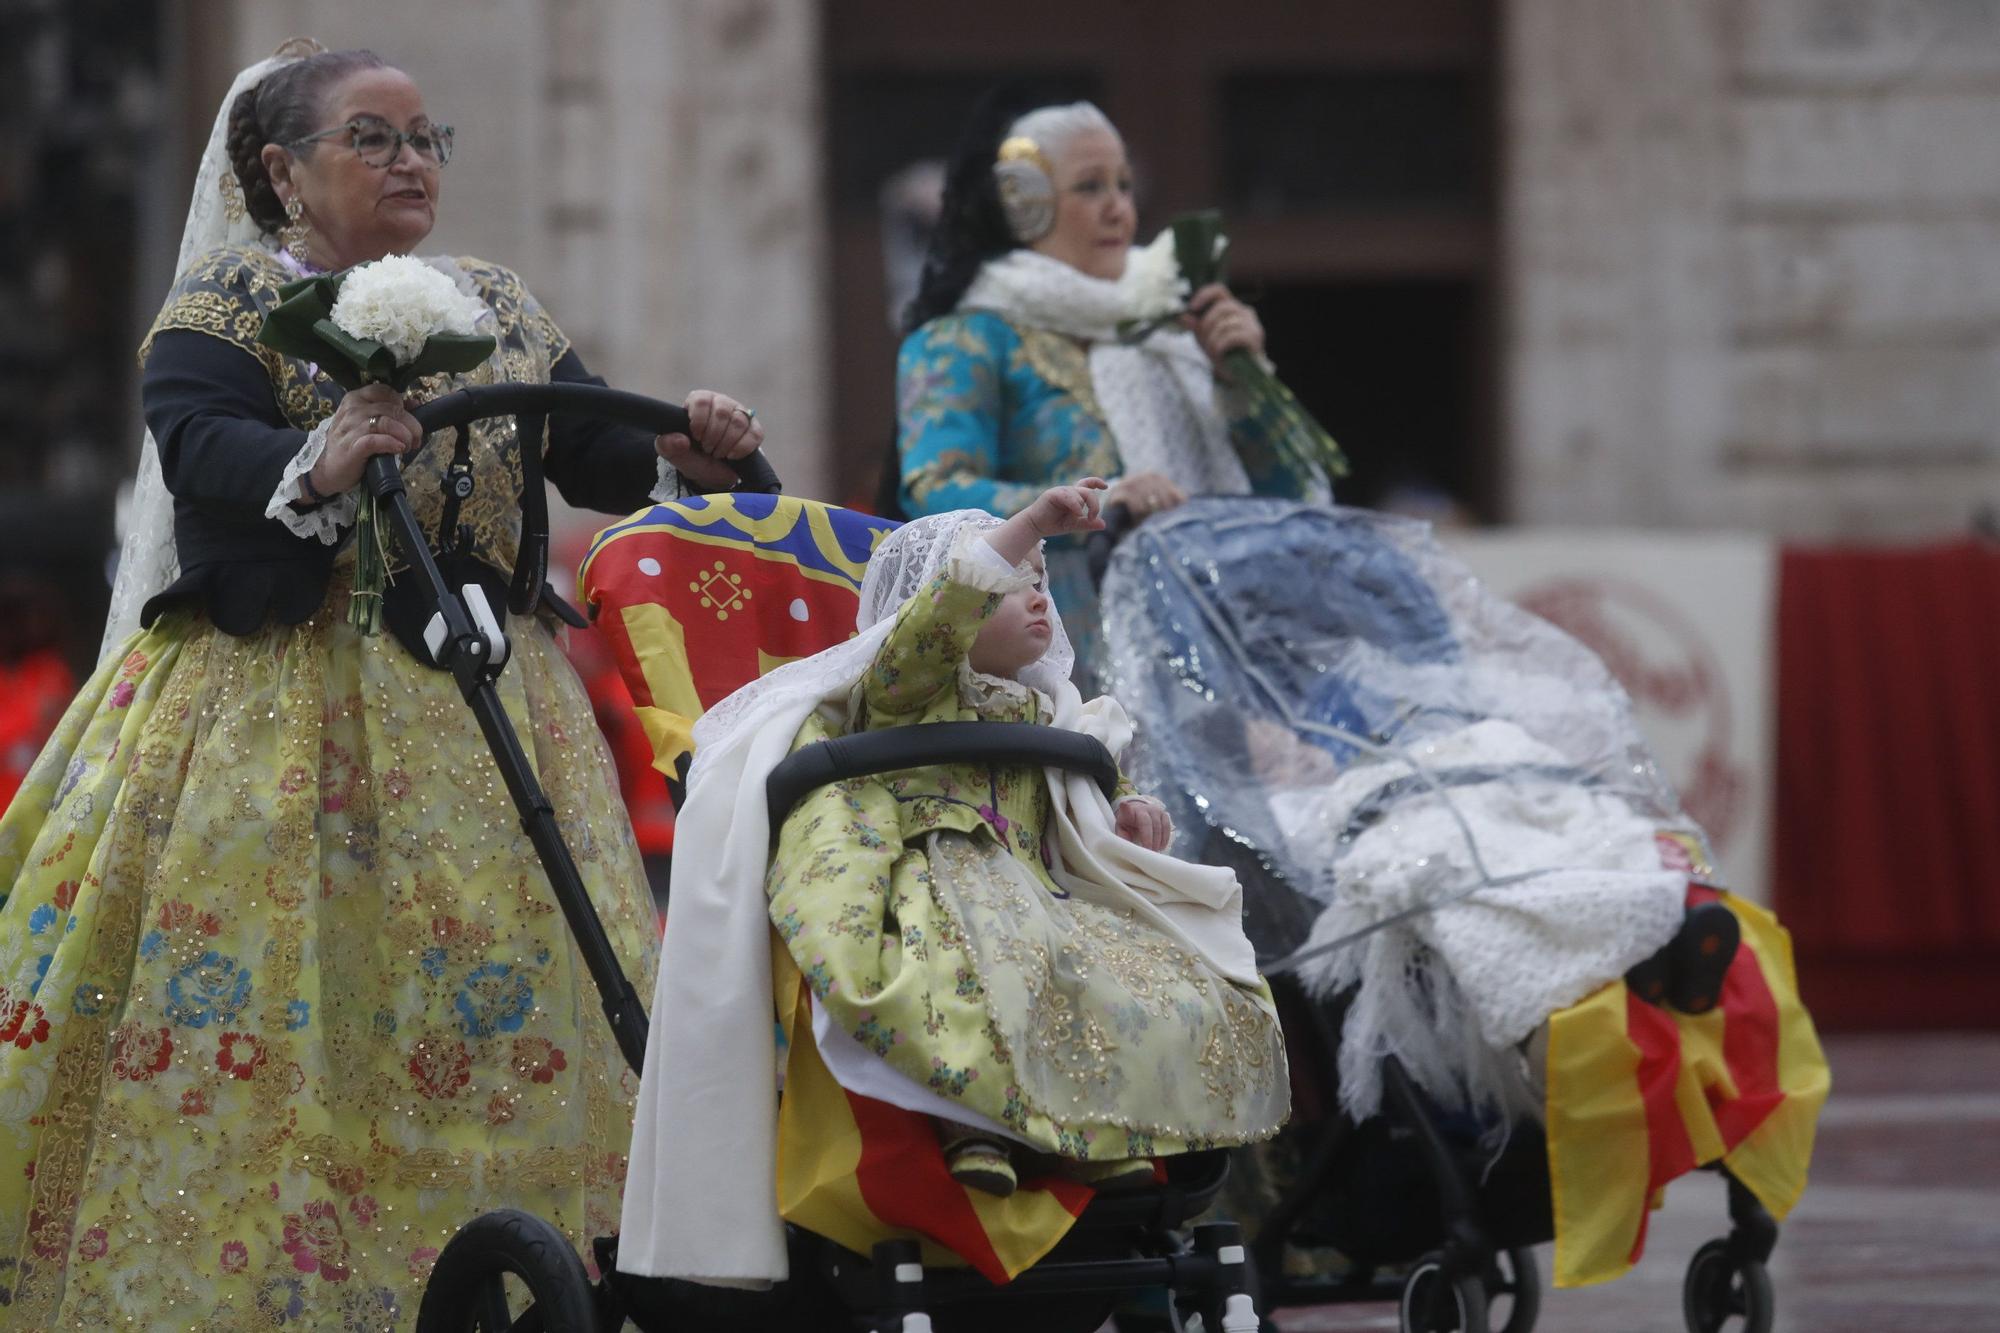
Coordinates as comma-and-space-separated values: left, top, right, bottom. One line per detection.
182, 0, 1999, 539
1508, 0, 2000, 538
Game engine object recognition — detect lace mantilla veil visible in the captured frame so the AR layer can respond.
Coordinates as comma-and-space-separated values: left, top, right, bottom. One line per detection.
685, 509, 1077, 785
100, 49, 304, 662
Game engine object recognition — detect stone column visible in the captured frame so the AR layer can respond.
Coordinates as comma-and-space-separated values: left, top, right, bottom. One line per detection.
1724, 0, 2000, 537
1501, 0, 1736, 528
1505, 0, 2000, 538
594, 0, 830, 502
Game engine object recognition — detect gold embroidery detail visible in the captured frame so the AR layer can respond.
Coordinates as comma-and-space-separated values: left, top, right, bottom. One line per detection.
689, 560, 752, 621
1017, 326, 1104, 424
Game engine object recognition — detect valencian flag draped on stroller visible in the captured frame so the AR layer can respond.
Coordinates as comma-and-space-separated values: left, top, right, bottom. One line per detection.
1098, 497, 1829, 1290
581, 494, 892, 790
580, 493, 1099, 1283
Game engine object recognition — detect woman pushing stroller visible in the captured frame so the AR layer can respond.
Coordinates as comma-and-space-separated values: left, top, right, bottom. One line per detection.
621, 481, 1289, 1284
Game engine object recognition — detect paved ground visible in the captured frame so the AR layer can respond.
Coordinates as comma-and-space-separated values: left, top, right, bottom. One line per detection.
1269, 1031, 2000, 1333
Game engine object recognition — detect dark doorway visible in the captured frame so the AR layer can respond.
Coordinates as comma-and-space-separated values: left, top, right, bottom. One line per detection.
1256, 278, 1491, 518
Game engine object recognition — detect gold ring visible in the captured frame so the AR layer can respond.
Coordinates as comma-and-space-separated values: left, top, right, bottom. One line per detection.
368, 415, 381, 430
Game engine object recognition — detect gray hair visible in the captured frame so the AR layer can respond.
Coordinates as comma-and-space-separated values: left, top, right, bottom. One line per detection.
994, 101, 1119, 243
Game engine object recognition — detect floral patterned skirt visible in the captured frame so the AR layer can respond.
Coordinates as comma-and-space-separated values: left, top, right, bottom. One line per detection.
0, 590, 658, 1330
769, 805, 1289, 1162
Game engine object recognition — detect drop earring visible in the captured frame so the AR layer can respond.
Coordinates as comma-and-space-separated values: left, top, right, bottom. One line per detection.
282, 196, 312, 266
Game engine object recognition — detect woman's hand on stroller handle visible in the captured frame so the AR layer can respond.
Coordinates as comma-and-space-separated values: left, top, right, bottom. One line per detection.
1106, 471, 1187, 520
658, 389, 767, 492
398, 383, 782, 496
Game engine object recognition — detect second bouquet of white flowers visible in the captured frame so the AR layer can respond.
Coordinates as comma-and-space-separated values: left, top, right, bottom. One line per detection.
257, 255, 498, 633
1116, 210, 1348, 486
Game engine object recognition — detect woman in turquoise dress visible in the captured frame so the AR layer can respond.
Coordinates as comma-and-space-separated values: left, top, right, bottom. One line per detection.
0, 44, 763, 1328
891, 98, 1327, 688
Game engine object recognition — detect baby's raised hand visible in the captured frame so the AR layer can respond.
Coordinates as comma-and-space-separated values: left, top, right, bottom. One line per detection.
989, 478, 1109, 567
1023, 478, 1109, 540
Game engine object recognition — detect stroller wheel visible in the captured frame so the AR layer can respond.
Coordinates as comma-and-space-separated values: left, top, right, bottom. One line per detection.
1399, 1252, 1491, 1333
415, 1208, 601, 1332
1486, 1247, 1542, 1333
1681, 1238, 1774, 1333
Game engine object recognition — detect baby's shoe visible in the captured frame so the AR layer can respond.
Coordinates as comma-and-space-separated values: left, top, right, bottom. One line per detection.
1666, 900, 1740, 1014
945, 1138, 1017, 1197
1625, 900, 1741, 1015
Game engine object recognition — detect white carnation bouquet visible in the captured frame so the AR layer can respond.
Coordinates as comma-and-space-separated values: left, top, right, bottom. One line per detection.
258, 255, 497, 632
1119, 227, 1189, 326
326, 255, 487, 367
1115, 210, 1348, 485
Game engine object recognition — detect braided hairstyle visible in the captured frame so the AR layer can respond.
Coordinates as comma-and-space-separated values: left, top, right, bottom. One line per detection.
897, 86, 1048, 337
225, 49, 392, 234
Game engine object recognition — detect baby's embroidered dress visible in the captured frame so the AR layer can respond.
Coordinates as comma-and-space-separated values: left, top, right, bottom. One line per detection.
766, 537, 1288, 1160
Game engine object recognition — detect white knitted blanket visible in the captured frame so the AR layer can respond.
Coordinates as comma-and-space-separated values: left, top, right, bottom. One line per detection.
1276, 718, 1686, 1120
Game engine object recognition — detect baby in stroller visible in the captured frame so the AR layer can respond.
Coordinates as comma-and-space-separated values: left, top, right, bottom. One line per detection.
1100, 497, 1827, 1304
621, 480, 1289, 1286
1109, 498, 1732, 1121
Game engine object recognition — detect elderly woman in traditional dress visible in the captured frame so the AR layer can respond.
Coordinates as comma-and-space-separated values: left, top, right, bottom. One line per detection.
891, 98, 1326, 686
0, 42, 760, 1327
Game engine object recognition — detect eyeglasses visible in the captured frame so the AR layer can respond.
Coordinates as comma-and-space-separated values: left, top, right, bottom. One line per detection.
290, 116, 454, 168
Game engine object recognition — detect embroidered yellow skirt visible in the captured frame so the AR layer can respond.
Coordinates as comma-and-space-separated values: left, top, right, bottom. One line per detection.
0, 589, 657, 1329
768, 777, 1289, 1162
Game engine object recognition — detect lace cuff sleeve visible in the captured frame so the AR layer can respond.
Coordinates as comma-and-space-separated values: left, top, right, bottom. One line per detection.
264, 418, 359, 544
945, 525, 1038, 595
648, 455, 682, 504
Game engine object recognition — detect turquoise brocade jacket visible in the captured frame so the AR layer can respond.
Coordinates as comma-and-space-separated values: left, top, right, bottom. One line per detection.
893, 309, 1320, 685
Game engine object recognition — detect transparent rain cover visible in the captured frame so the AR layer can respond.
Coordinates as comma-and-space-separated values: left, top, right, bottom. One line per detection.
1102, 499, 1702, 1115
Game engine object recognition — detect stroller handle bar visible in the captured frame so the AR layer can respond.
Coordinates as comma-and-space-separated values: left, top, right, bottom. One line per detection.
361, 382, 782, 1077
766, 721, 1120, 842
406, 382, 784, 494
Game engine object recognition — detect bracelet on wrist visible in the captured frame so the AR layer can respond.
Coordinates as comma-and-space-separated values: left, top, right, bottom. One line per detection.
298, 468, 326, 506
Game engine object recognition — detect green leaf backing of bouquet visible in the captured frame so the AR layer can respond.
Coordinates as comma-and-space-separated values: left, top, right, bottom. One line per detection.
1170, 209, 1228, 290
1170, 210, 1345, 483
256, 270, 496, 392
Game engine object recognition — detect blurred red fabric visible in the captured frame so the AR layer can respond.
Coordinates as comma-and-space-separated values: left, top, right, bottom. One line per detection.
1, 650, 74, 813
1774, 540, 2000, 1028
563, 614, 676, 859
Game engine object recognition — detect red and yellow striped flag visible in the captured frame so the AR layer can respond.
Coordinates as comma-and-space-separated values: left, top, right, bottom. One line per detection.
1545, 886, 1829, 1288
771, 947, 1095, 1284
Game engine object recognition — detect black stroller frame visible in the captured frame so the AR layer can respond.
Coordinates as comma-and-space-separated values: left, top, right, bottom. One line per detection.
363, 385, 1263, 1332
1240, 974, 1780, 1333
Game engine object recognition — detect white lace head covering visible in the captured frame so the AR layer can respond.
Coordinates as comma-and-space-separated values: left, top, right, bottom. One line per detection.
100, 46, 313, 662
688, 509, 1072, 786
858, 510, 1073, 693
